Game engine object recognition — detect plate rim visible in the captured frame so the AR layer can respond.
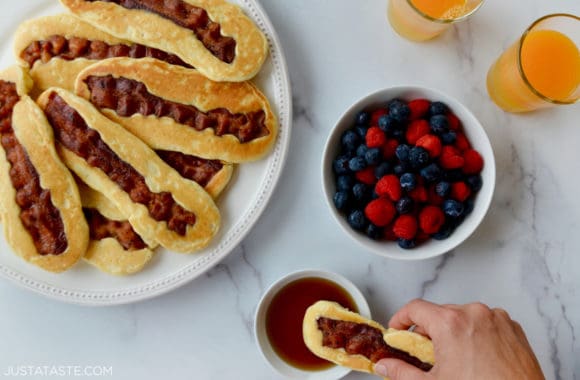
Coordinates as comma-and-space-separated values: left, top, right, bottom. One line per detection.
0, 0, 293, 306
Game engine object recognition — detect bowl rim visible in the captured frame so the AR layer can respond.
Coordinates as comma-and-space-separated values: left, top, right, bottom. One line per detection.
321, 85, 496, 260
253, 269, 371, 379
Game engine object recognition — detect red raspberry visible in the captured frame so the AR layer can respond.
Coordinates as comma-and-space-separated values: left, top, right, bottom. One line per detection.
454, 132, 471, 151
384, 224, 398, 241
355, 167, 377, 185
393, 215, 418, 240
366, 127, 386, 148
428, 186, 444, 206
419, 206, 445, 234
408, 99, 431, 121
408, 186, 428, 203
447, 113, 461, 131
416, 176, 425, 187
440, 146, 465, 170
370, 109, 388, 126
406, 120, 430, 145
416, 231, 431, 243
364, 198, 396, 227
462, 149, 484, 174
382, 138, 399, 159
416, 134, 442, 158
375, 175, 401, 201
451, 182, 471, 202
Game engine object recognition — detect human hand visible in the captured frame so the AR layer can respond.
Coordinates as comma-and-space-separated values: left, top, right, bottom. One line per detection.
374, 299, 545, 380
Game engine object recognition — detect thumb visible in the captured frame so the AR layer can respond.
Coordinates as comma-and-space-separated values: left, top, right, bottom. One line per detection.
374, 359, 429, 380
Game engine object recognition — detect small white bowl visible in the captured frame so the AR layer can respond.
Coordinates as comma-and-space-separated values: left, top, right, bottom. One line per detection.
322, 86, 496, 260
254, 269, 371, 379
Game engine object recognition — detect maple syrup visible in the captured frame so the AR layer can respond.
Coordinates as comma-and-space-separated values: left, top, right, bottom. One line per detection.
265, 277, 359, 371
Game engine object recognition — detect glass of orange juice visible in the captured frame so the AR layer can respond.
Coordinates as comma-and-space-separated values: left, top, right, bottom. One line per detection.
387, 0, 485, 41
487, 14, 580, 113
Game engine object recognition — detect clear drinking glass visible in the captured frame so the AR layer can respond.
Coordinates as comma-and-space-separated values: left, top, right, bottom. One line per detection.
487, 14, 580, 113
387, 0, 485, 41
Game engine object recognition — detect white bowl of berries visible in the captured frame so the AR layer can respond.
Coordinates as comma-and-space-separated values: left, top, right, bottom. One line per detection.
322, 86, 495, 260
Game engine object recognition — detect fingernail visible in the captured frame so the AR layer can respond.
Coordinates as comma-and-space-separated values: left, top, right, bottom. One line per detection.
374, 362, 388, 377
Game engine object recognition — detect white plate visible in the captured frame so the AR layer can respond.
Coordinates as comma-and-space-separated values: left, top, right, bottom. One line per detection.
0, 0, 292, 305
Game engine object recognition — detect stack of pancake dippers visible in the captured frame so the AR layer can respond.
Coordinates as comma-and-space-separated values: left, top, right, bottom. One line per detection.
0, 0, 277, 275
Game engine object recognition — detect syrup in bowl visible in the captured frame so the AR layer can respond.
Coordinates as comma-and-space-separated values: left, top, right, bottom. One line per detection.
265, 277, 358, 371
255, 269, 370, 378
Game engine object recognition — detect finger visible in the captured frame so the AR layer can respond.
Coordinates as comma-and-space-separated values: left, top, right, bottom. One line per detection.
511, 320, 531, 344
466, 302, 492, 315
492, 307, 511, 321
440, 303, 461, 309
511, 320, 524, 336
388, 299, 445, 333
513, 324, 526, 342
492, 308, 517, 333
408, 325, 430, 338
374, 359, 429, 380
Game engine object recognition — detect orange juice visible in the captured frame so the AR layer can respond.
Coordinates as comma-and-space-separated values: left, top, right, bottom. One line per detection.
521, 30, 580, 101
487, 16, 580, 113
410, 0, 467, 19
387, 0, 483, 41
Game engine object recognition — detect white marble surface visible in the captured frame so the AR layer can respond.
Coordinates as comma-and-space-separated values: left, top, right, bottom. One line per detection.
1, 1, 579, 379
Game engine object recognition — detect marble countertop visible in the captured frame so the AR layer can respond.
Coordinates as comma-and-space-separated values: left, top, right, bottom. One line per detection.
1, 1, 579, 379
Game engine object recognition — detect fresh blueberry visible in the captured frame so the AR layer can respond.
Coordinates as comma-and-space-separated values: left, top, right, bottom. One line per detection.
365, 148, 382, 166
333, 155, 351, 175
355, 111, 370, 126
466, 175, 483, 192
451, 214, 466, 228
336, 175, 354, 192
429, 101, 449, 116
464, 197, 475, 216
355, 125, 368, 139
366, 224, 383, 240
348, 157, 367, 171
371, 190, 380, 200
430, 115, 449, 135
347, 209, 368, 231
435, 181, 451, 197
395, 144, 411, 162
341, 130, 360, 151
443, 199, 465, 218
420, 163, 443, 183
352, 183, 371, 203
396, 196, 414, 214
333, 191, 350, 211
356, 144, 369, 158
387, 98, 404, 107
397, 238, 416, 249
400, 173, 417, 191
393, 163, 408, 176
388, 100, 411, 123
409, 147, 430, 168
374, 162, 391, 179
441, 131, 457, 145
432, 223, 454, 240
392, 129, 406, 142
444, 169, 464, 182
378, 114, 398, 134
